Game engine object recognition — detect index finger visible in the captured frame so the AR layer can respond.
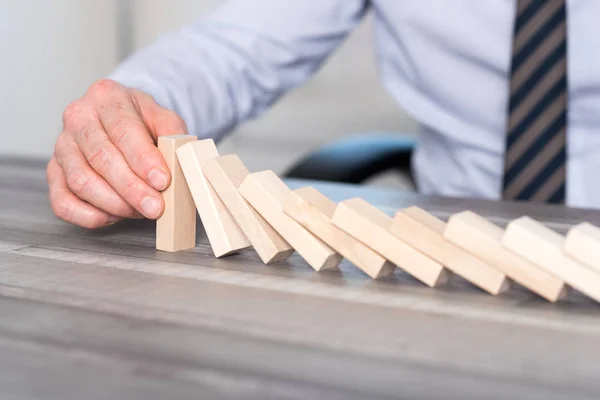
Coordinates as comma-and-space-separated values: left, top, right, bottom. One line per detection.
93, 87, 171, 192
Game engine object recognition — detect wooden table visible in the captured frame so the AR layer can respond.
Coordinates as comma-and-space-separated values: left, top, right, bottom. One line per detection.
2, 157, 600, 400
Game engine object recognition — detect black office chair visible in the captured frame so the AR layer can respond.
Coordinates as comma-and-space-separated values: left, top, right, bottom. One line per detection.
283, 132, 417, 187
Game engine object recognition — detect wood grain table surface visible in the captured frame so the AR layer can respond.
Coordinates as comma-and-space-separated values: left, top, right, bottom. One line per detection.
2, 156, 600, 400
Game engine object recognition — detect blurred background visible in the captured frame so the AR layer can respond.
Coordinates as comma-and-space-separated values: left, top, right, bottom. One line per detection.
0, 0, 416, 187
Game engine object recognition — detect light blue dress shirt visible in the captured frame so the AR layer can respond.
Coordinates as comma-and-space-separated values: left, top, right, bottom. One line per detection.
110, 0, 600, 209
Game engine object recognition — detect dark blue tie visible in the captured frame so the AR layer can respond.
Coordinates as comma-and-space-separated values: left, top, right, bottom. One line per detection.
502, 0, 567, 204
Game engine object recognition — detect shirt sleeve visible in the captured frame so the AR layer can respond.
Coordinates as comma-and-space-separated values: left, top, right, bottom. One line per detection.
108, 0, 368, 141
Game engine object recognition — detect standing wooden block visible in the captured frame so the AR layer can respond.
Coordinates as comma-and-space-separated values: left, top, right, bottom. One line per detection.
332, 198, 449, 287
391, 207, 510, 295
443, 210, 565, 301
176, 140, 251, 258
283, 187, 395, 278
156, 134, 197, 252
503, 216, 600, 303
203, 155, 294, 264
564, 222, 600, 273
239, 171, 342, 271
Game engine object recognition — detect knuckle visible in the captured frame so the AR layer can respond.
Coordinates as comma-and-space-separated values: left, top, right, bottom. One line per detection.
78, 121, 98, 143
89, 79, 119, 98
54, 133, 69, 157
87, 144, 112, 172
121, 146, 160, 179
66, 169, 94, 196
122, 177, 144, 199
109, 98, 127, 114
62, 100, 86, 127
98, 96, 131, 122
136, 148, 159, 165
111, 117, 137, 146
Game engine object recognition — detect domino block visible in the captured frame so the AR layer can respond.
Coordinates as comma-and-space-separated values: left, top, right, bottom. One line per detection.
503, 216, 600, 303
156, 135, 197, 252
332, 198, 449, 287
283, 187, 395, 278
176, 140, 251, 258
239, 171, 342, 271
564, 222, 600, 273
203, 154, 294, 264
443, 210, 565, 301
391, 207, 510, 295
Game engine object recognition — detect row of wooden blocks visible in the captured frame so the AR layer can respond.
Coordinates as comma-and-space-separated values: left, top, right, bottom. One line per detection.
156, 135, 600, 303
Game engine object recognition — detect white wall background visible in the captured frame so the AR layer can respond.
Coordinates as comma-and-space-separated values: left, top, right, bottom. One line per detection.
0, 0, 119, 157
0, 0, 415, 178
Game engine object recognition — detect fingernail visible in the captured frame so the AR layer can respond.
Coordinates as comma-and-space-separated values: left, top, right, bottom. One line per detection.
148, 168, 168, 191
108, 215, 122, 224
141, 196, 162, 219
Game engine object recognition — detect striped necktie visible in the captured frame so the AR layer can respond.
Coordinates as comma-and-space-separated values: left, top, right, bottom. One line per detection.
502, 0, 567, 204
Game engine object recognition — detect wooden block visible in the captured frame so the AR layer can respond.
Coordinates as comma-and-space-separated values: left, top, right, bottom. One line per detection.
203, 154, 294, 264
564, 222, 600, 273
332, 198, 448, 287
443, 210, 565, 301
503, 216, 600, 303
239, 172, 342, 271
156, 134, 197, 252
282, 187, 395, 278
176, 140, 250, 258
391, 207, 510, 295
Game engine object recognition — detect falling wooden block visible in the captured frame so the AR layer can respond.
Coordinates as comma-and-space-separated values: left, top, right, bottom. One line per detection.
203, 154, 294, 264
390, 207, 510, 295
332, 198, 449, 287
156, 134, 197, 252
176, 140, 250, 258
503, 216, 600, 303
283, 187, 395, 278
443, 210, 565, 301
564, 222, 600, 273
239, 171, 342, 271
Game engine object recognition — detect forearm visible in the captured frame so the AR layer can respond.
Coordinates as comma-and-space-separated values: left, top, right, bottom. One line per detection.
109, 0, 368, 141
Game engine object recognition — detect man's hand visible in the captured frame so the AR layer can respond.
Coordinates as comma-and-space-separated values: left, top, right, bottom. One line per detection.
48, 79, 188, 229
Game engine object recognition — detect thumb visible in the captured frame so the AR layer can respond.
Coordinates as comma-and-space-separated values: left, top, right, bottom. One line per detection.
131, 88, 189, 140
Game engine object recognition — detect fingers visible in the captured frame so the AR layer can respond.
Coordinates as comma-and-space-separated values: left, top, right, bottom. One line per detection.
47, 157, 122, 229
88, 80, 180, 192
54, 133, 140, 219
131, 89, 188, 139
69, 111, 165, 220
57, 78, 190, 228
